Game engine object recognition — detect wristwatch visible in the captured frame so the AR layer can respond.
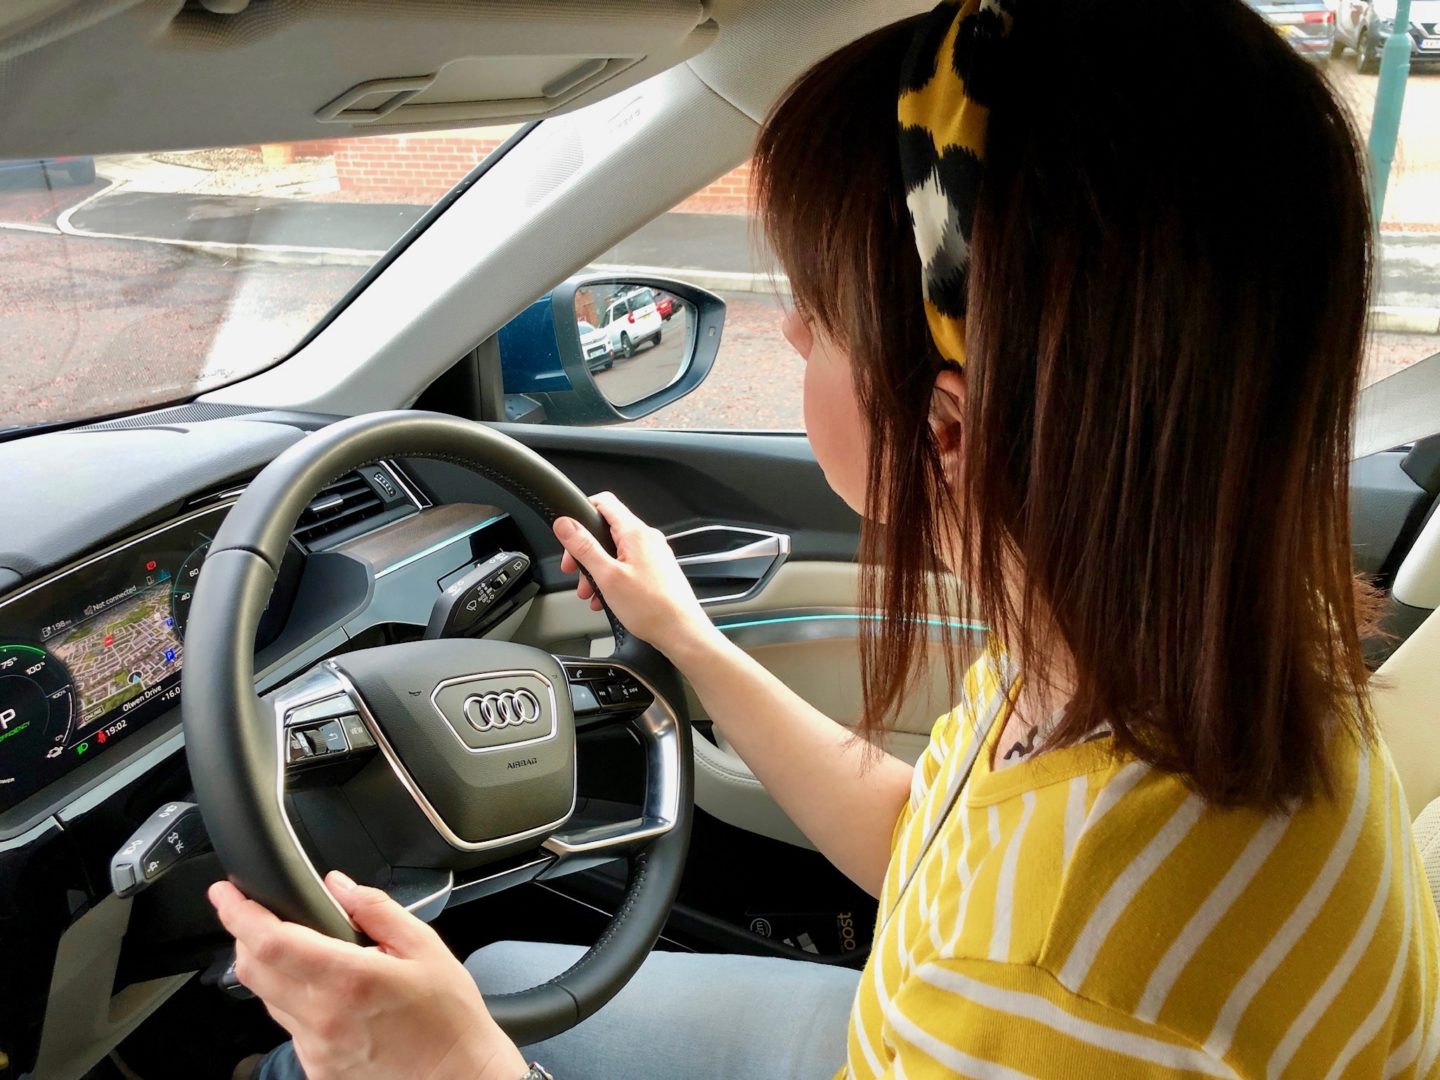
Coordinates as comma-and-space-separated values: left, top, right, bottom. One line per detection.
520, 1064, 553, 1080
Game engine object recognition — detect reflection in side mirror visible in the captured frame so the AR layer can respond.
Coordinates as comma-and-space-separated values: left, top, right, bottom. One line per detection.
496, 274, 725, 427
573, 285, 695, 409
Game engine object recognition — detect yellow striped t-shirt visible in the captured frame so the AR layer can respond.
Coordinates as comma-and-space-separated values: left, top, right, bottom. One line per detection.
842, 657, 1440, 1078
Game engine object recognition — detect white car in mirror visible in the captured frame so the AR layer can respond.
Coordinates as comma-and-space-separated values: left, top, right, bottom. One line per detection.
600, 286, 664, 359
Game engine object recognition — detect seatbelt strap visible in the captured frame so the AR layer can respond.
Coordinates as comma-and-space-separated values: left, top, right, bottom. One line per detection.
877, 659, 1016, 933
1354, 348, 1440, 461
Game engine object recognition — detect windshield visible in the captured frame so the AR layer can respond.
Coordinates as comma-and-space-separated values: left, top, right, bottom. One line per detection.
0, 128, 517, 429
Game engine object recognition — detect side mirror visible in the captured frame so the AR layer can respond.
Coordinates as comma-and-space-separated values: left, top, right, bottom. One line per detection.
496, 274, 724, 426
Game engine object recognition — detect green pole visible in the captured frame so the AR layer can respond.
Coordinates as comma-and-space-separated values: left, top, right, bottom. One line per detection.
1367, 0, 1413, 226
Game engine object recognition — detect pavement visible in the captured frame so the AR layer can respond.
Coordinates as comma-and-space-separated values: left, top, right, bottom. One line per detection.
67, 190, 425, 255
3, 177, 778, 279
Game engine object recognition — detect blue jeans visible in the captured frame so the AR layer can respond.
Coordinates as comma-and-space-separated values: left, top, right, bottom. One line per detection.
256, 941, 861, 1080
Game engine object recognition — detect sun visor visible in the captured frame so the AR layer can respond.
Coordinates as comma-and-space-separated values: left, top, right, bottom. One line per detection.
0, 0, 717, 157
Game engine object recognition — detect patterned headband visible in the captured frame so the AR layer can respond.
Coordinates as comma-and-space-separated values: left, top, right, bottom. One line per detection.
898, 0, 1014, 367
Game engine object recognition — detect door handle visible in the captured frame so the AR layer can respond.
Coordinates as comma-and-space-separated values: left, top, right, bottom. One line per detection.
675, 535, 787, 568
667, 526, 791, 604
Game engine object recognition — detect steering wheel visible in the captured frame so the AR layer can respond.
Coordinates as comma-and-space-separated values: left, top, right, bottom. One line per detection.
180, 411, 694, 1044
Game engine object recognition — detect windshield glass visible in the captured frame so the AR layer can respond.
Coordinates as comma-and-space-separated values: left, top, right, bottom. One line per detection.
0, 128, 517, 429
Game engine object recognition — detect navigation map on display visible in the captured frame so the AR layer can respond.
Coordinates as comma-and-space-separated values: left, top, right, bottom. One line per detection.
50, 579, 182, 728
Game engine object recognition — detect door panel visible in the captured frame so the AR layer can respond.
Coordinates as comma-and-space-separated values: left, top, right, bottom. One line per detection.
404, 432, 978, 857
514, 560, 985, 848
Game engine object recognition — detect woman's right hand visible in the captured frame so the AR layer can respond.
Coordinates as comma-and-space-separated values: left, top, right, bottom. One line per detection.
552, 491, 721, 664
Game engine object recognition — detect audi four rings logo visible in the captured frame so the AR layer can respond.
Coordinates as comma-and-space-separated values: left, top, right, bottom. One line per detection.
463, 689, 543, 732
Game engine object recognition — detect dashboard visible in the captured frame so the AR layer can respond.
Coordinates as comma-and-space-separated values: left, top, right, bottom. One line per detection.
0, 504, 302, 811
0, 410, 569, 1079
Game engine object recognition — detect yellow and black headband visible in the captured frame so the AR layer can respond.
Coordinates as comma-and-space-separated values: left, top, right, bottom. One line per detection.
898, 0, 1013, 367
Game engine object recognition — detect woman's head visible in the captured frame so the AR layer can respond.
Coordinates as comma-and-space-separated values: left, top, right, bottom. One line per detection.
755, 0, 1376, 809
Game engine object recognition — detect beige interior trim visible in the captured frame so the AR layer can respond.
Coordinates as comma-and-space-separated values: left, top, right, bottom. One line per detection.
1375, 607, 1440, 819
516, 559, 869, 647
0, 0, 718, 156
1393, 506, 1440, 610
517, 560, 980, 849
33, 894, 193, 1079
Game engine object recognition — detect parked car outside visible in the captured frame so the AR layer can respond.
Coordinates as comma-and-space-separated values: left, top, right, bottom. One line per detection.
579, 319, 614, 372
1333, 0, 1440, 71
0, 155, 96, 186
1245, 0, 1336, 59
655, 292, 675, 320
600, 286, 663, 358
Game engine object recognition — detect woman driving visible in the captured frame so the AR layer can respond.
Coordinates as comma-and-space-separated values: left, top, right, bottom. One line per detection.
211, 1, 1440, 1077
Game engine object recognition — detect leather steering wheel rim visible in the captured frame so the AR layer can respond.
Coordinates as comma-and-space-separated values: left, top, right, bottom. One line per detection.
181, 410, 694, 1043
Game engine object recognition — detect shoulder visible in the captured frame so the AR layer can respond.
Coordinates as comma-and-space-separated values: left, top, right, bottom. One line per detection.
1033, 734, 1424, 1073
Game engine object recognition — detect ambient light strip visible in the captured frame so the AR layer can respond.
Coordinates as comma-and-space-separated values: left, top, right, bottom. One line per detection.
373, 516, 505, 579
714, 613, 989, 634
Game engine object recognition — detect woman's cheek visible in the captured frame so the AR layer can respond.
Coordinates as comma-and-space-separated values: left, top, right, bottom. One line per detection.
803, 350, 869, 516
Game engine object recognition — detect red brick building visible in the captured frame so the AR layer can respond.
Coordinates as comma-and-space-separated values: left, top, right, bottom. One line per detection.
270, 130, 752, 211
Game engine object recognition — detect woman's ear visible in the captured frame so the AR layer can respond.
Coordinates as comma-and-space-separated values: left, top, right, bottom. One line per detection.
930, 367, 967, 459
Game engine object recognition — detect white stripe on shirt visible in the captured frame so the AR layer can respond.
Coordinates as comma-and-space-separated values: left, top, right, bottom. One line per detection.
989, 790, 1037, 962
1325, 786, 1415, 1080
1135, 811, 1292, 1024
1203, 747, 1372, 1059
916, 963, 1236, 1078
883, 993, 1040, 1080
1058, 793, 1206, 992
1270, 781, 1395, 1076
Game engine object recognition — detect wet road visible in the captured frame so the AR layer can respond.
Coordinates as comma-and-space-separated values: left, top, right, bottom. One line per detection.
0, 229, 361, 427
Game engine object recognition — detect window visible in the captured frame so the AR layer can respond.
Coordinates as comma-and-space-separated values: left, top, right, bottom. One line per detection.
575, 168, 802, 432
571, 54, 1440, 433
0, 126, 519, 431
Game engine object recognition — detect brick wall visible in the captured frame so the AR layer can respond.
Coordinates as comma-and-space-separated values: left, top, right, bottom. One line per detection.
279, 131, 755, 210
672, 160, 754, 214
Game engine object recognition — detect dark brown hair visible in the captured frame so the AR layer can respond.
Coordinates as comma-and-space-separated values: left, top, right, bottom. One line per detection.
754, 0, 1378, 809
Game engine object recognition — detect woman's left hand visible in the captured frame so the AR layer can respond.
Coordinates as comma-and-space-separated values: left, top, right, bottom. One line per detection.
208, 871, 528, 1080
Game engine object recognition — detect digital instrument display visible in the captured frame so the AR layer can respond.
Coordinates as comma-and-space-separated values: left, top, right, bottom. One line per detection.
0, 504, 303, 812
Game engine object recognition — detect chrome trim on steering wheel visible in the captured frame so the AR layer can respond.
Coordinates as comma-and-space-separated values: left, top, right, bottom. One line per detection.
544, 660, 682, 859
430, 669, 560, 755
266, 667, 360, 929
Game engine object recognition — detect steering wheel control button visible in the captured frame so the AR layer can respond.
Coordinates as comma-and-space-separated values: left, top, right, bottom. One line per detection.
562, 662, 653, 713
568, 681, 601, 713
286, 729, 313, 763
425, 551, 532, 639
339, 713, 375, 749
284, 695, 355, 727
218, 957, 256, 1000
313, 719, 349, 754
110, 801, 209, 897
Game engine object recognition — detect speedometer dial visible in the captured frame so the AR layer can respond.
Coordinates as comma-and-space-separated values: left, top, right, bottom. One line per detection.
0, 644, 76, 791
169, 541, 209, 640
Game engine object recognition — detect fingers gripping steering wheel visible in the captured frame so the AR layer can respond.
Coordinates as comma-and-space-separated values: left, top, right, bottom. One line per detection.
181, 411, 694, 1044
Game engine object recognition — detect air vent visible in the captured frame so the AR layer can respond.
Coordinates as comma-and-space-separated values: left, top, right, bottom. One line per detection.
292, 463, 417, 549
